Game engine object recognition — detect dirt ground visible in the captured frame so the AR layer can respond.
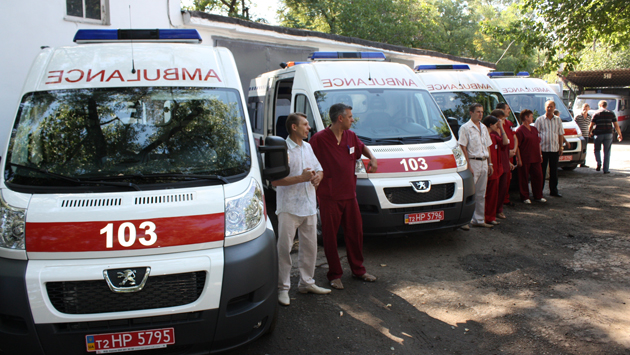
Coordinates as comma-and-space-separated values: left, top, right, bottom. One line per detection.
228, 140, 630, 355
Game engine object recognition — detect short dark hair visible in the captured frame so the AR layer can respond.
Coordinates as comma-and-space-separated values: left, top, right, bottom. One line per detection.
286, 112, 307, 133
329, 103, 352, 123
482, 115, 498, 127
496, 102, 508, 110
520, 109, 533, 122
469, 103, 483, 113
491, 109, 506, 118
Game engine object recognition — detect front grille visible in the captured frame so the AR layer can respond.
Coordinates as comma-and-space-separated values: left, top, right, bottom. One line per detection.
384, 183, 455, 204
390, 203, 456, 214
46, 272, 206, 315
54, 312, 202, 332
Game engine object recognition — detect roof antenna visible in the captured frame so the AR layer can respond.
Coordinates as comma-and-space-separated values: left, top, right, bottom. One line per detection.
368, 58, 372, 81
129, 5, 136, 74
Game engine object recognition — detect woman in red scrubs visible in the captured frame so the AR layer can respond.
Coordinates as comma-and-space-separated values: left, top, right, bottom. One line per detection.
483, 115, 508, 225
515, 110, 546, 203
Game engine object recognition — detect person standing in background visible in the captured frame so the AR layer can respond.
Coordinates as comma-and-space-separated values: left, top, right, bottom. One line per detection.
458, 103, 494, 229
310, 103, 378, 290
535, 100, 566, 197
272, 113, 330, 306
574, 103, 592, 168
588, 100, 623, 174
495, 103, 519, 207
516, 110, 545, 203
483, 115, 508, 225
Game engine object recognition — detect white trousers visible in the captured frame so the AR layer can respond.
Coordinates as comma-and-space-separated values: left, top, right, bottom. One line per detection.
469, 159, 488, 224
277, 213, 318, 291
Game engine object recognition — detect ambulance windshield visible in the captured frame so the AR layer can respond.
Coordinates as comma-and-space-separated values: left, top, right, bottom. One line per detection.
430, 91, 517, 127
504, 93, 573, 123
315, 89, 451, 144
5, 87, 250, 189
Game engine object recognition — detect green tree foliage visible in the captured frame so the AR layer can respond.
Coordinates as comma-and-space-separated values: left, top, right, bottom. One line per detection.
516, 0, 630, 73
280, 0, 426, 47
184, 0, 268, 22
574, 43, 630, 71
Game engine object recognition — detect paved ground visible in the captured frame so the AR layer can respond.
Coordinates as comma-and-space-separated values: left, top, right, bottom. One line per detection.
229, 140, 630, 355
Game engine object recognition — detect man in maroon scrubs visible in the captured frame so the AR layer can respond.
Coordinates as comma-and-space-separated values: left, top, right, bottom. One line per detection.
310, 103, 378, 290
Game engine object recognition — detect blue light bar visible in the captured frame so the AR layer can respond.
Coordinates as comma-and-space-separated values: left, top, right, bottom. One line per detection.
308, 52, 386, 61
517, 72, 530, 77
414, 64, 470, 71
73, 29, 202, 44
487, 71, 515, 77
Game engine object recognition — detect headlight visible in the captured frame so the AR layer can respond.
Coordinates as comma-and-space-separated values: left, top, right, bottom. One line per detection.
452, 146, 467, 168
355, 159, 366, 174
225, 179, 264, 237
1, 196, 26, 250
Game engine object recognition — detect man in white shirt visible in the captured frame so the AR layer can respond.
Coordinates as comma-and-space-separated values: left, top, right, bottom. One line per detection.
535, 100, 566, 197
458, 103, 494, 229
272, 113, 330, 306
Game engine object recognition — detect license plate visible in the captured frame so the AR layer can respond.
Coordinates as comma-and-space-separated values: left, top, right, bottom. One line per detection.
405, 211, 444, 225
86, 327, 175, 353
559, 155, 573, 161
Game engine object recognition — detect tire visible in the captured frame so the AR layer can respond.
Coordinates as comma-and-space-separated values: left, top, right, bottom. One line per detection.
562, 166, 577, 171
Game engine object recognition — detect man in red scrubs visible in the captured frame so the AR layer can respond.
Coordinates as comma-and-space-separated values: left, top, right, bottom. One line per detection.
310, 103, 378, 290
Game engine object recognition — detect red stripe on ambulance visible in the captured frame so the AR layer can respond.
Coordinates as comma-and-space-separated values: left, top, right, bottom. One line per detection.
564, 128, 578, 136
363, 155, 457, 173
619, 115, 627, 121
26, 213, 224, 252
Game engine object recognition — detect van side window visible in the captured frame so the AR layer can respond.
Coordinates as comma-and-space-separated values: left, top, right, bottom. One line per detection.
247, 97, 264, 135
294, 94, 316, 136
65, 0, 110, 25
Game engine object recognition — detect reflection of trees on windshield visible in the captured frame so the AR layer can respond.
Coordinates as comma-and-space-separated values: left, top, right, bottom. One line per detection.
6, 88, 250, 186
314, 89, 450, 144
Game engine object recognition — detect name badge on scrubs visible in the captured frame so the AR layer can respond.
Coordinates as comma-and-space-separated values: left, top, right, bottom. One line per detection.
349, 146, 355, 154
495, 144, 498, 149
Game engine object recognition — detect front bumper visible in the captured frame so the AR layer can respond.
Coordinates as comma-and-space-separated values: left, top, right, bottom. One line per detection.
356, 169, 475, 237
559, 136, 587, 167
0, 228, 277, 355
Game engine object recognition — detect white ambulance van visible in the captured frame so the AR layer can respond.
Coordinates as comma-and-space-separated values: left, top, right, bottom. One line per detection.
414, 64, 519, 138
573, 93, 630, 133
0, 29, 289, 354
489, 72, 587, 170
248, 52, 475, 237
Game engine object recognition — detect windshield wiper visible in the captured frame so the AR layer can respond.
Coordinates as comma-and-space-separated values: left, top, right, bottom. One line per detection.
357, 135, 376, 144
402, 137, 446, 143
8, 163, 141, 191
94, 173, 229, 184
374, 138, 405, 144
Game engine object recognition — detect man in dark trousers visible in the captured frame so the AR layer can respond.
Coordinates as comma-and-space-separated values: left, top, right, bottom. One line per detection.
535, 100, 566, 197
588, 100, 623, 173
310, 103, 378, 290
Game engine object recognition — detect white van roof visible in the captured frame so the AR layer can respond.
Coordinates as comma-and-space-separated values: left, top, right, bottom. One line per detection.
576, 93, 628, 99
415, 67, 500, 92
490, 76, 555, 95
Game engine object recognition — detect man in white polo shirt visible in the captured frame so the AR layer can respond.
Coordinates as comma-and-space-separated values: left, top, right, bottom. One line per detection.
272, 112, 331, 306
458, 103, 494, 229
535, 100, 566, 197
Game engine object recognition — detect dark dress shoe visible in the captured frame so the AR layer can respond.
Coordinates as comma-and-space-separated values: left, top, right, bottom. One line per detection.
550, 192, 562, 197
596, 165, 601, 171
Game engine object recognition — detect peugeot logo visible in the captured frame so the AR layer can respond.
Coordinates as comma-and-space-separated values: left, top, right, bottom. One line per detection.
104, 267, 151, 293
411, 180, 432, 193
117, 269, 137, 286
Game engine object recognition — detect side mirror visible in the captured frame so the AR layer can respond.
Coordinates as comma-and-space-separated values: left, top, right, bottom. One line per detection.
447, 117, 459, 139
258, 135, 290, 181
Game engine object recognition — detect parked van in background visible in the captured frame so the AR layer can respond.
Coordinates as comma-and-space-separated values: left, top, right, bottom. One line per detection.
573, 94, 630, 133
414, 64, 519, 139
248, 52, 475, 237
489, 72, 586, 170
0, 29, 289, 354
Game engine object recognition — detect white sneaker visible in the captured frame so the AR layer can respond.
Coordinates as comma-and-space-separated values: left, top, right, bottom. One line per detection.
523, 199, 531, 204
536, 198, 547, 203
278, 290, 290, 306
298, 284, 332, 295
